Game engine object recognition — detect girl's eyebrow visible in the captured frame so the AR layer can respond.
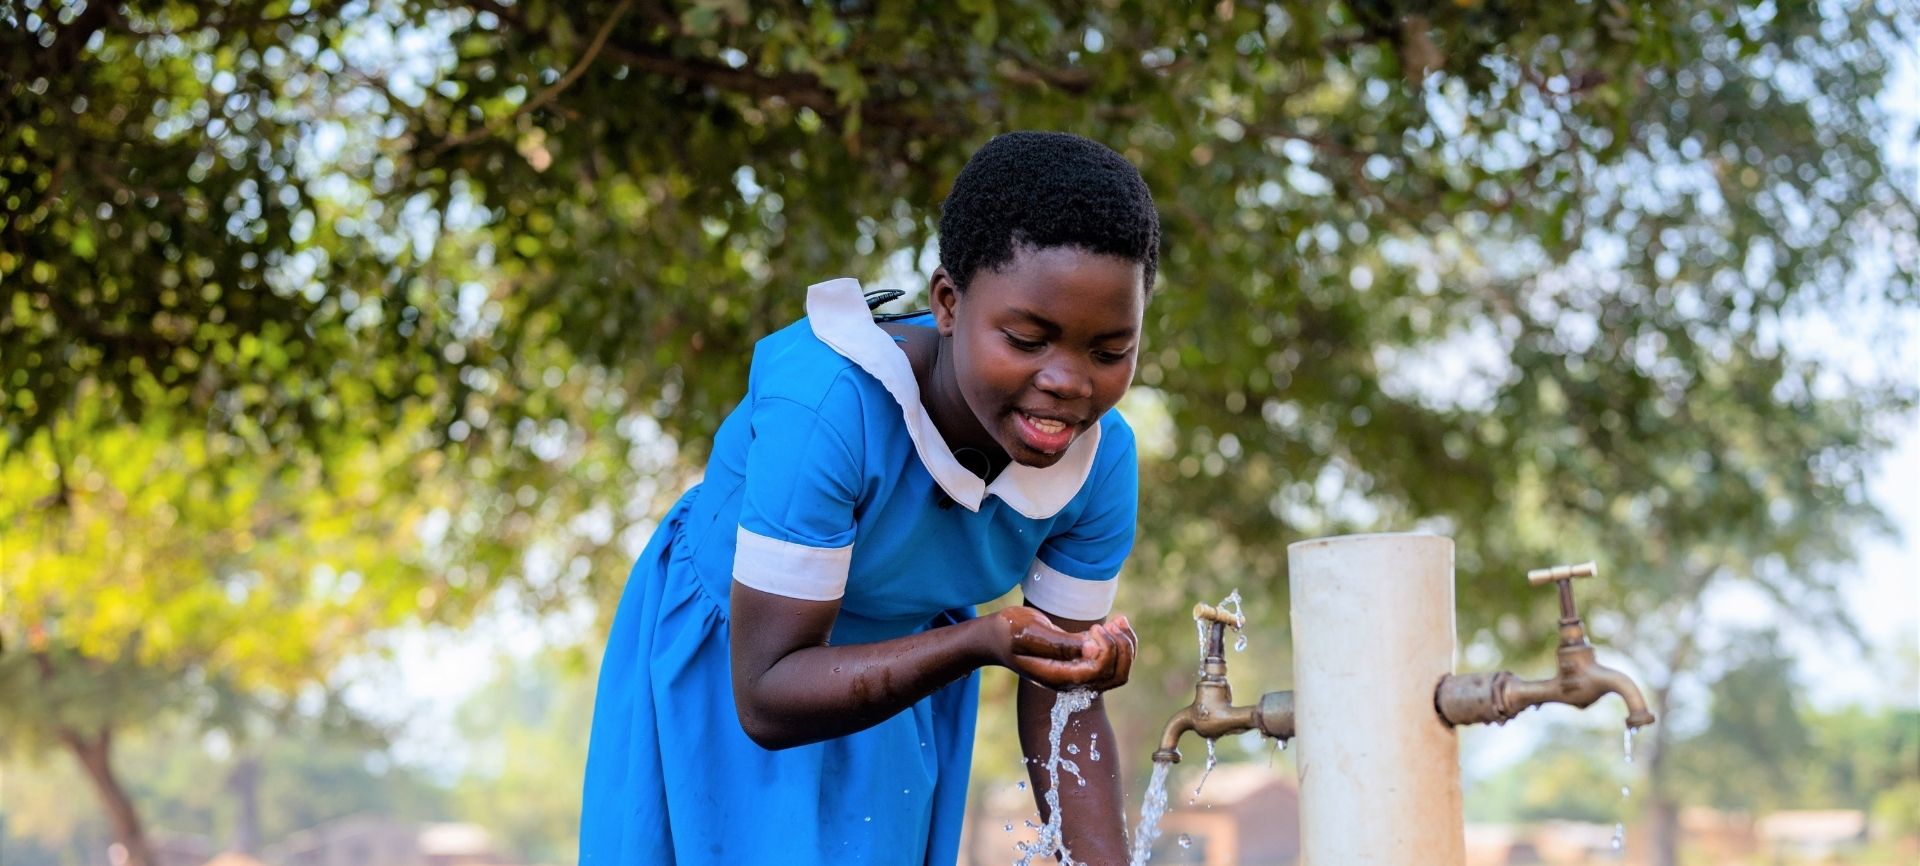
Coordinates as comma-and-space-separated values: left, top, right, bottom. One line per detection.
1006, 307, 1139, 341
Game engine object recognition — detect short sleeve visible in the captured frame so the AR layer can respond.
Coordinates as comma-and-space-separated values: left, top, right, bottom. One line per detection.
1022, 421, 1138, 620
733, 390, 864, 601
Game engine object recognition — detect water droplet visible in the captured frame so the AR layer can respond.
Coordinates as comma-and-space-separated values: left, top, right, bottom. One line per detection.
1017, 781, 1027, 790
1621, 785, 1631, 799
1067, 743, 1079, 754
1177, 833, 1192, 849
1004, 823, 1013, 832
1234, 632, 1248, 652
1612, 823, 1625, 850
864, 816, 872, 822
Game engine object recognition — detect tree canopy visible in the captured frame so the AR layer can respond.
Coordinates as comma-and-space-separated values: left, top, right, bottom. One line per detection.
3, 2, 1917, 865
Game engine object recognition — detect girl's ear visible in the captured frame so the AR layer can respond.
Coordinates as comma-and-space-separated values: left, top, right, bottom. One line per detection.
929, 268, 961, 337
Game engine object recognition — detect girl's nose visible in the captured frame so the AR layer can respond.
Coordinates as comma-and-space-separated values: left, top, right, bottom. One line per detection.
1035, 357, 1094, 400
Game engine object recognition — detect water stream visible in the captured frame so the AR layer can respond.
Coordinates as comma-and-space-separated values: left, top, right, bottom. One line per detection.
1014, 687, 1098, 866
1126, 761, 1172, 866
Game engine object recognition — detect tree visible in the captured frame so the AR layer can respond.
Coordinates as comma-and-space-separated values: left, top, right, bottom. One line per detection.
0, 400, 454, 866
1664, 631, 1814, 815
0, 716, 450, 866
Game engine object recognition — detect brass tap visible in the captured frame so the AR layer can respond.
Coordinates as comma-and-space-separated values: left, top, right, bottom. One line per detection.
1152, 602, 1295, 763
1436, 561, 1656, 729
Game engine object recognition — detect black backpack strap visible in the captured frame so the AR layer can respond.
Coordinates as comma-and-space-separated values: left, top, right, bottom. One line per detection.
865, 288, 930, 323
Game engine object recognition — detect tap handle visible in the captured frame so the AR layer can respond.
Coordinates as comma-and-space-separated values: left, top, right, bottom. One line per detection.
1191, 602, 1245, 629
1528, 560, 1597, 626
1526, 561, 1597, 585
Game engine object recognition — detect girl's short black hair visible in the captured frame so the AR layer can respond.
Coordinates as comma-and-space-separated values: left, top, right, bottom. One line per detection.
938, 131, 1161, 294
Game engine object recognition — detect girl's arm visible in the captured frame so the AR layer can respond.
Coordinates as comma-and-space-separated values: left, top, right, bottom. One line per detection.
1018, 611, 1133, 863
728, 583, 1133, 749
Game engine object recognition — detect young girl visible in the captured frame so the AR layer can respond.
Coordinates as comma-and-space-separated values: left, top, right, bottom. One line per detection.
579, 132, 1159, 864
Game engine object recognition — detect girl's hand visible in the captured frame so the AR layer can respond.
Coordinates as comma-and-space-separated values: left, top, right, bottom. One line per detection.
990, 606, 1136, 692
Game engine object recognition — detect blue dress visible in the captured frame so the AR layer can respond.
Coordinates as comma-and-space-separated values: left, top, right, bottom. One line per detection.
578, 278, 1139, 865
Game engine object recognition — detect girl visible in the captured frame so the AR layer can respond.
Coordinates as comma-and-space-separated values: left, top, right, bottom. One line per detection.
579, 131, 1159, 864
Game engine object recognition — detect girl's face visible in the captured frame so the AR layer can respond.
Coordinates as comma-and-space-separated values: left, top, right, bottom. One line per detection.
932, 245, 1145, 468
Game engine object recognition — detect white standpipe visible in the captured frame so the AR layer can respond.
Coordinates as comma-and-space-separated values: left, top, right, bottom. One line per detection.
1288, 533, 1464, 866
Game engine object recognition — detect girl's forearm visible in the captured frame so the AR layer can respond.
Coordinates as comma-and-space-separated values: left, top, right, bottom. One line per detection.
734, 613, 999, 749
1018, 678, 1129, 862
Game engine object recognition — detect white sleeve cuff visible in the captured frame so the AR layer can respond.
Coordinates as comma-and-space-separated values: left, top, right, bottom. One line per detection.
1020, 558, 1118, 621
733, 526, 851, 601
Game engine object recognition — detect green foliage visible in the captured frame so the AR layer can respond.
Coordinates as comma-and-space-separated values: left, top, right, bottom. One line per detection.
0, 402, 447, 746
1666, 631, 1812, 813
1800, 704, 1920, 813
3, 0, 1917, 857
8, 0, 1914, 630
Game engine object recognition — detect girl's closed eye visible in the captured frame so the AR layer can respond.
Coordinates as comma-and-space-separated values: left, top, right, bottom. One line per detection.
1093, 347, 1133, 364
1004, 331, 1046, 352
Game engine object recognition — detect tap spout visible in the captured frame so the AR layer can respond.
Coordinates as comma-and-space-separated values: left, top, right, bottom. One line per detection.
1153, 690, 1294, 763
1436, 643, 1656, 729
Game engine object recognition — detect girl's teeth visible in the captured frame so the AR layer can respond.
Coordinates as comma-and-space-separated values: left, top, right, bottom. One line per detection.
1028, 416, 1064, 432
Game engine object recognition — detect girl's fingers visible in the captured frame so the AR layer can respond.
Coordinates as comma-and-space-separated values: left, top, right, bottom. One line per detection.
1002, 607, 1084, 661
1010, 622, 1086, 661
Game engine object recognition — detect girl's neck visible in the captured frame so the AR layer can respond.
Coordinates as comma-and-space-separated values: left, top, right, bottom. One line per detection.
887, 324, 1011, 482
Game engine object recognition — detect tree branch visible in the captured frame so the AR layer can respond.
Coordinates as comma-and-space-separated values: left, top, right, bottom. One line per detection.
456, 0, 956, 136
433, 0, 638, 155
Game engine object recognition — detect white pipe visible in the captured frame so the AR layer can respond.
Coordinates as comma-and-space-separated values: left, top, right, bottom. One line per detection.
1288, 533, 1464, 866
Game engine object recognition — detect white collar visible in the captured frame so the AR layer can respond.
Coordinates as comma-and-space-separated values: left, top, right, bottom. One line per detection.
804, 277, 1102, 520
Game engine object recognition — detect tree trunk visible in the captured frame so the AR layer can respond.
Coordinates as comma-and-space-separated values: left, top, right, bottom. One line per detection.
1647, 795, 1681, 866
228, 754, 262, 855
61, 726, 156, 866
1644, 672, 1683, 866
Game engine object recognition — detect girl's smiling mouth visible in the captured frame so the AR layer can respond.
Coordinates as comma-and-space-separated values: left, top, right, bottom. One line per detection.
1014, 411, 1079, 455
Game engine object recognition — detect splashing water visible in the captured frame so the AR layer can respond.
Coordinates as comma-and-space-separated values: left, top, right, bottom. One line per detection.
1623, 726, 1636, 764
1089, 733, 1101, 763
1127, 762, 1172, 866
1176, 834, 1192, 849
1216, 589, 1244, 623
1194, 589, 1246, 671
1014, 688, 1097, 866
